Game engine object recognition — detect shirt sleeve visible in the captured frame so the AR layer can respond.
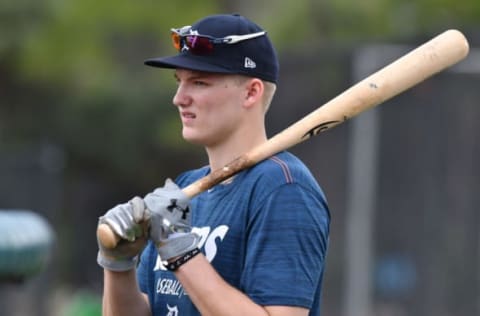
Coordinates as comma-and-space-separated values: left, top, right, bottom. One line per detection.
240, 182, 330, 308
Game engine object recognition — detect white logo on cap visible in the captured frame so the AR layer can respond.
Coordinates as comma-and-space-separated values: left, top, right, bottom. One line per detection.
244, 57, 257, 69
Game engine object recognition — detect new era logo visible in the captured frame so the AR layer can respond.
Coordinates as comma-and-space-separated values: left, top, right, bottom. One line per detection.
244, 57, 257, 69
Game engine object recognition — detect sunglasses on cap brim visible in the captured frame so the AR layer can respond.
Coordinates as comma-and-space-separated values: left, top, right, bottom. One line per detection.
171, 25, 266, 55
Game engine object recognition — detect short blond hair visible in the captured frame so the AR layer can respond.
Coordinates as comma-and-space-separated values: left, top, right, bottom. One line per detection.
232, 75, 276, 113
262, 81, 277, 113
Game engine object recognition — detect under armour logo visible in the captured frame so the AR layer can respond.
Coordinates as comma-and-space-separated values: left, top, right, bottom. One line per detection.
244, 57, 257, 69
168, 199, 190, 220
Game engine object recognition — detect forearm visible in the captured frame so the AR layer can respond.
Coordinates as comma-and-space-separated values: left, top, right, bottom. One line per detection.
102, 269, 150, 316
174, 253, 269, 316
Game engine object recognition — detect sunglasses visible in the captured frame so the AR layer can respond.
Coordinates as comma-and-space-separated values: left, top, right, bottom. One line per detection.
171, 25, 266, 55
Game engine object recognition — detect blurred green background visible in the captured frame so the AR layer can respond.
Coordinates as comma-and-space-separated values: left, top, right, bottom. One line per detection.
1, 0, 479, 315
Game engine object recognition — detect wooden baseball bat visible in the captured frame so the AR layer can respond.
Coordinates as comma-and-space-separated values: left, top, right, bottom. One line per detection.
97, 29, 469, 249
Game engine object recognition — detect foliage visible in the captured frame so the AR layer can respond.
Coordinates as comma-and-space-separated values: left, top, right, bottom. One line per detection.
16, 0, 217, 90
1, 0, 218, 186
242, 0, 480, 45
61, 290, 101, 316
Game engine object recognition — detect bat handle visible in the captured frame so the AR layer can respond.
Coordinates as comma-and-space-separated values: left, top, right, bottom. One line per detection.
97, 223, 121, 249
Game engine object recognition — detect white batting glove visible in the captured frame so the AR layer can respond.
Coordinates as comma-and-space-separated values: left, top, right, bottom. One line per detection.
144, 179, 200, 263
97, 197, 150, 271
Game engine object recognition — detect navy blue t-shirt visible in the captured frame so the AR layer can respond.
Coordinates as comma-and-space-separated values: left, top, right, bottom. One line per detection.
137, 151, 330, 315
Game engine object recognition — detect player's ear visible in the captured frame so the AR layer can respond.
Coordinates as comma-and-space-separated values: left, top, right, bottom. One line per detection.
244, 78, 264, 108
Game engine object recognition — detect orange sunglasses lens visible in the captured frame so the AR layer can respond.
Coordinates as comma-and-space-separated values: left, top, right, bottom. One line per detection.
171, 32, 182, 51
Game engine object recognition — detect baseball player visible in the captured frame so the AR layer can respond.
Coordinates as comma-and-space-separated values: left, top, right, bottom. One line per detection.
97, 13, 330, 316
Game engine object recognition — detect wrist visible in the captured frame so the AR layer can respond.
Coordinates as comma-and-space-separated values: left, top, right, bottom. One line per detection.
155, 232, 200, 261
165, 248, 200, 271
97, 251, 138, 272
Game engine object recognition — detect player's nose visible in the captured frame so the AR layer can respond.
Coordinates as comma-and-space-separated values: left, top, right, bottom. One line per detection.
173, 84, 192, 108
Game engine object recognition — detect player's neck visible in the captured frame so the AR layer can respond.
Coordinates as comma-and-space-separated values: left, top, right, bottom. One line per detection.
206, 129, 267, 172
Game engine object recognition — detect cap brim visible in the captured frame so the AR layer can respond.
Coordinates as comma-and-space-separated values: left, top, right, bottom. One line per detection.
144, 54, 235, 75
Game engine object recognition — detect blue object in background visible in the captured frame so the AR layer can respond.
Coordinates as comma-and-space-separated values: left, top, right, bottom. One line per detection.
375, 253, 417, 299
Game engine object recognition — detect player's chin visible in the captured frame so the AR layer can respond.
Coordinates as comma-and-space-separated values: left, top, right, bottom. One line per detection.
181, 129, 207, 145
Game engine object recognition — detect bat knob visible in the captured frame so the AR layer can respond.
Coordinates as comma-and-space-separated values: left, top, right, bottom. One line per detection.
97, 223, 120, 249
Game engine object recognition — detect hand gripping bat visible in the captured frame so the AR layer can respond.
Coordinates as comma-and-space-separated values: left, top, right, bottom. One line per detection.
98, 29, 469, 249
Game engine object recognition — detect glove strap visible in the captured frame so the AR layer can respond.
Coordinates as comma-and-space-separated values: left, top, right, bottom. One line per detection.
166, 248, 200, 271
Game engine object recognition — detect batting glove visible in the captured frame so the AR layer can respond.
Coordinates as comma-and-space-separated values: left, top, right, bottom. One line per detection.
144, 179, 200, 263
97, 197, 150, 271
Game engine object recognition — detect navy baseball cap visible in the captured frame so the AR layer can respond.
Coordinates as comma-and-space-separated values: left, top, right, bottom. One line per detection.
144, 14, 279, 84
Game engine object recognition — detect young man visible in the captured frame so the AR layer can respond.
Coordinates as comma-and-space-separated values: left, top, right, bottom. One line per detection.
97, 13, 330, 316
